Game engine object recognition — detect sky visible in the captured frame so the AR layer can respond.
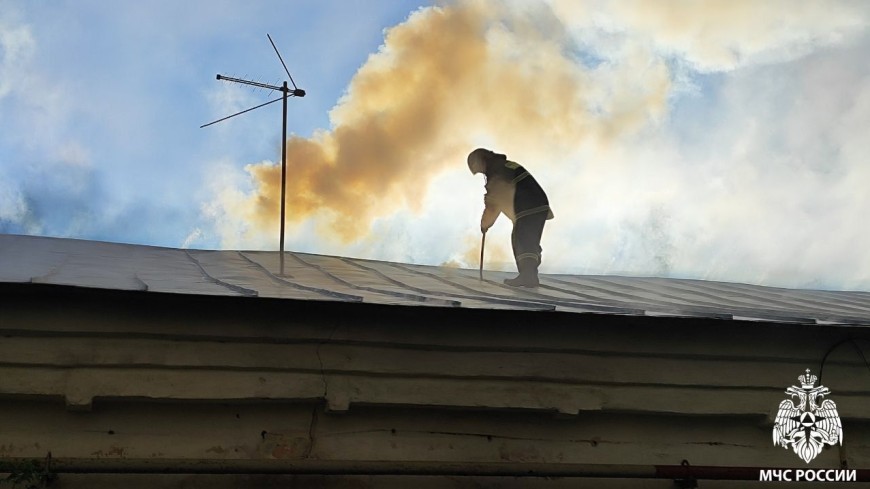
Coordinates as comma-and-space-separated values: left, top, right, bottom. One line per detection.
1, 0, 868, 291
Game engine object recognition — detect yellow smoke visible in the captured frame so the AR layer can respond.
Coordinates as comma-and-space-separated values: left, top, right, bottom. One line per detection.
232, 0, 670, 243
242, 3, 491, 242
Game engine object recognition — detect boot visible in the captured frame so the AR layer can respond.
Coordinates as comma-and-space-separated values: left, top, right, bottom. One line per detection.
503, 259, 539, 288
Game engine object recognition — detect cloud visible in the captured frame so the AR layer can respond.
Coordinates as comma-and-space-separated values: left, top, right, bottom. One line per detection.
551, 0, 868, 71
0, 7, 35, 100
0, 176, 36, 234
200, 159, 268, 250
0, 5, 101, 237
1, 1, 246, 248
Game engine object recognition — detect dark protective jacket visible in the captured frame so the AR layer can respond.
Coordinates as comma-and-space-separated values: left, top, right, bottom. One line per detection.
481, 157, 554, 230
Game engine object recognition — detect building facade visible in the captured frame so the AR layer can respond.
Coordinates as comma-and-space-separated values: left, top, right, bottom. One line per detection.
2, 234, 870, 487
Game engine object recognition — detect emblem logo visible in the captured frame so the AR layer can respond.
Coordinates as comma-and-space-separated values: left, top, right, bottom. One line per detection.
773, 369, 843, 463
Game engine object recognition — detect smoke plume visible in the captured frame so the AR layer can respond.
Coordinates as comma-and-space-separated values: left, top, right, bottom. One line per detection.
211, 0, 870, 289
230, 0, 670, 242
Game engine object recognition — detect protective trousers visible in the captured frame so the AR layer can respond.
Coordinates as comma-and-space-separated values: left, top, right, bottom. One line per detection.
510, 210, 548, 286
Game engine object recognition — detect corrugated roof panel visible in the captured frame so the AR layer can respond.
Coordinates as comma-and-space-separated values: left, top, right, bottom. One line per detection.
236, 251, 364, 302
701, 279, 870, 317
1, 236, 227, 295
336, 257, 521, 310
576, 276, 818, 324
546, 275, 735, 318
291, 254, 460, 306
538, 277, 732, 319
0, 235, 70, 282
2, 234, 869, 325
628, 276, 870, 323
437, 268, 647, 315
342, 258, 555, 310
134, 248, 244, 296
185, 250, 346, 301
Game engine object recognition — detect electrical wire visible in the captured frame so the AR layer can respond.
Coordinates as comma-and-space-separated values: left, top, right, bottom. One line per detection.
200, 96, 283, 128
818, 337, 870, 385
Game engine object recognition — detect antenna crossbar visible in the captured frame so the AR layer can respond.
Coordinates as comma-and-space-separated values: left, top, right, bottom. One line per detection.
217, 74, 306, 97
217, 74, 283, 92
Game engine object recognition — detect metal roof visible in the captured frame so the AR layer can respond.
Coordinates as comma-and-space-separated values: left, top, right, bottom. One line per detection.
2, 234, 869, 325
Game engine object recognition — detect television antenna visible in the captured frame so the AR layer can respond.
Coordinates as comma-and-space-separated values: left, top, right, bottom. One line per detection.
201, 34, 305, 276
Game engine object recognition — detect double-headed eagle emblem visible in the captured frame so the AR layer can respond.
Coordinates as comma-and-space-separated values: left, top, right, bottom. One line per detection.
773, 369, 842, 463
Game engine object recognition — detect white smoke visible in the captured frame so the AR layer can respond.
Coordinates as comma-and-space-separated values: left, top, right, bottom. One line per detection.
204, 0, 870, 290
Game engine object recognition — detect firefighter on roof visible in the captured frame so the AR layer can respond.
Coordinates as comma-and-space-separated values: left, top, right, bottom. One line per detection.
467, 148, 554, 288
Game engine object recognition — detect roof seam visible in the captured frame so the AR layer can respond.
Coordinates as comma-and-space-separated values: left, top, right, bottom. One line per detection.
627, 276, 870, 317
288, 253, 459, 307
390, 264, 640, 314
235, 252, 363, 302
707, 279, 870, 310
536, 282, 732, 320
477, 277, 645, 315
380, 262, 556, 310
551, 276, 818, 324
183, 251, 258, 297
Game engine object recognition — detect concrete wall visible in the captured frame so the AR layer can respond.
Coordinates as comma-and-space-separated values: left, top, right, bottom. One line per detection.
2, 283, 870, 487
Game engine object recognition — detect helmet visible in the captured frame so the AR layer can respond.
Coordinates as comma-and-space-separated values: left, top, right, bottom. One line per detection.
467, 148, 490, 175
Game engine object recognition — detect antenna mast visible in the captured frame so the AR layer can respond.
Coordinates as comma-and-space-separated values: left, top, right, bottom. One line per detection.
201, 34, 305, 276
